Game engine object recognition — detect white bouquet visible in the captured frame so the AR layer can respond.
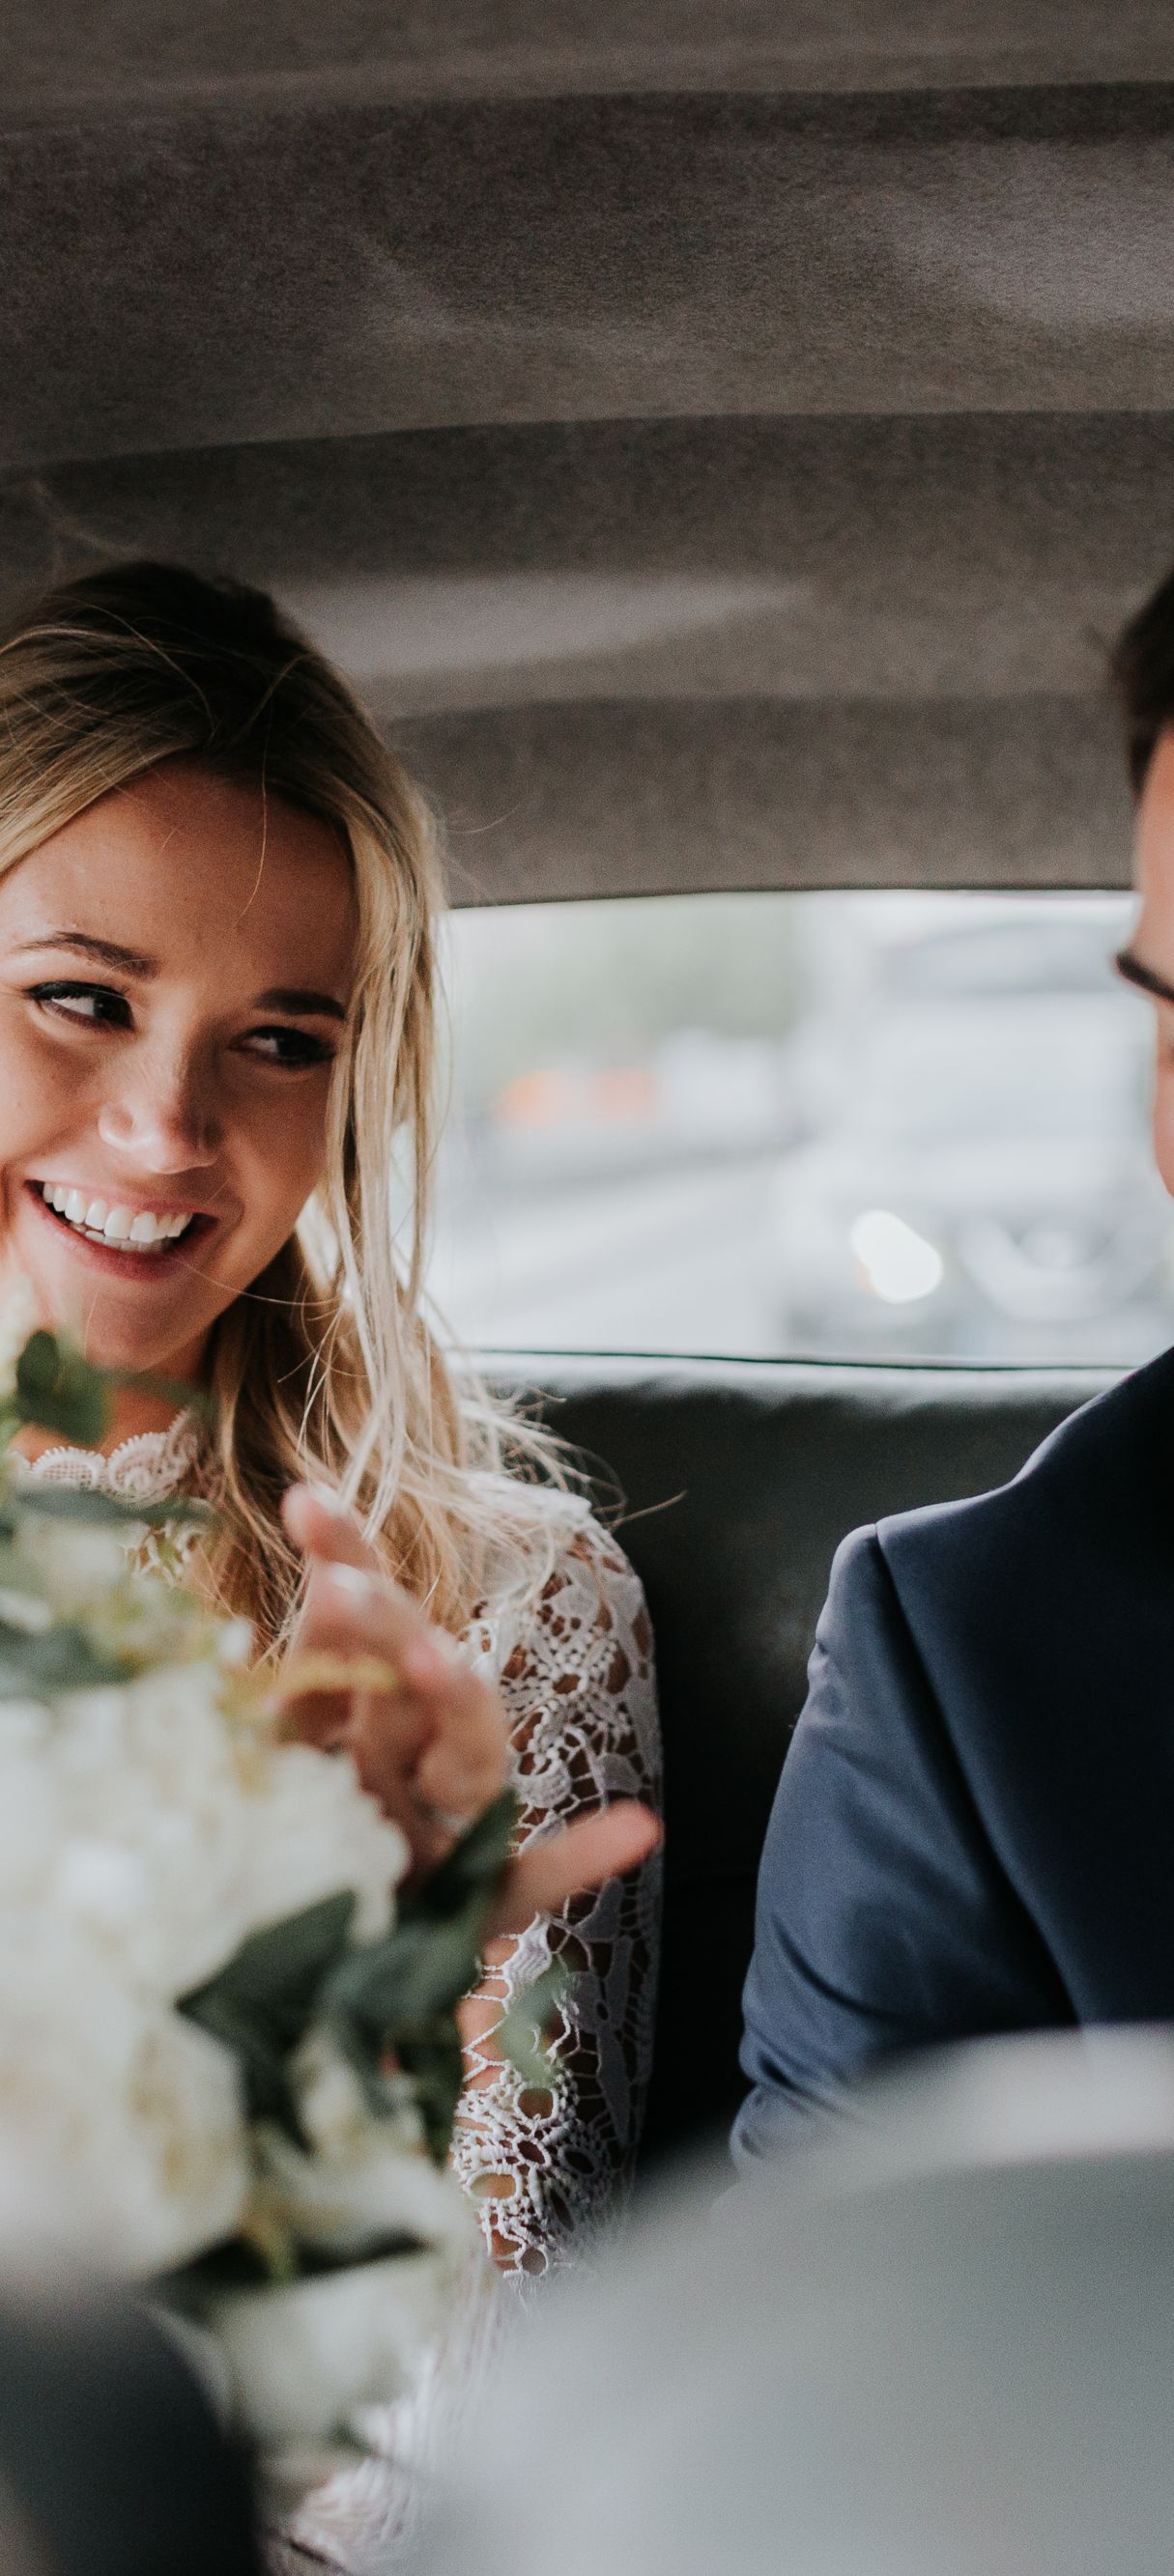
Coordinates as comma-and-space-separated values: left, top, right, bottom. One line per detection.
0, 1296, 552, 2487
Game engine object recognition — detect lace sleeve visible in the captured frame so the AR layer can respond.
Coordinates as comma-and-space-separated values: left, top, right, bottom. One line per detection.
268, 1516, 661, 2573
450, 1512, 662, 2283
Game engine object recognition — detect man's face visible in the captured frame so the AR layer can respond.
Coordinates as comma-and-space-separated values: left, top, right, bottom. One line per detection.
1125, 731, 1174, 1200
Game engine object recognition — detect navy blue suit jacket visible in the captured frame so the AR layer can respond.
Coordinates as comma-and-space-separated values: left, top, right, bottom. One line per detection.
734, 1346, 1174, 2163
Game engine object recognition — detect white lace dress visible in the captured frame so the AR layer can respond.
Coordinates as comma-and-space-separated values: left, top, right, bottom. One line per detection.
453, 1497, 662, 2281
21, 1421, 663, 2569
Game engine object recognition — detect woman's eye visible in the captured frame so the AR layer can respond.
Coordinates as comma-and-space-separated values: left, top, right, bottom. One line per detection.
243, 1028, 336, 1069
27, 981, 130, 1029
25, 986, 333, 1068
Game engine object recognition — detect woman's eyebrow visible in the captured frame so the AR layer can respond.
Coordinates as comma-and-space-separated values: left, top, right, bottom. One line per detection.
253, 987, 347, 1021
14, 929, 158, 977
11, 931, 346, 1019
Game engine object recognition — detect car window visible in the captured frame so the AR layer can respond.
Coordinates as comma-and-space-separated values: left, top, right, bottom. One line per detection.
846, 1004, 1147, 1147
429, 889, 1168, 1365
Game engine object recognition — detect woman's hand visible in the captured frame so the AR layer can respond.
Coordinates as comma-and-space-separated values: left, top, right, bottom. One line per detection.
280, 1485, 661, 1919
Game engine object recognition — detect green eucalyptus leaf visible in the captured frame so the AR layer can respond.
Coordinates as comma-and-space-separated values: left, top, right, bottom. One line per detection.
321, 1789, 538, 2164
329, 2003, 465, 2166
159, 2237, 288, 2301
0, 1538, 41, 1594
325, 1792, 520, 2062
16, 1485, 215, 1532
295, 2228, 430, 2276
13, 1334, 57, 1399
164, 2224, 431, 2304
181, 1892, 360, 2150
5, 1320, 209, 1459
404, 1788, 519, 1923
323, 1901, 486, 2038
182, 1890, 358, 2050
393, 2021, 466, 2166
0, 1620, 136, 1697
14, 1334, 110, 1446
498, 1961, 569, 2091
181, 1986, 305, 2145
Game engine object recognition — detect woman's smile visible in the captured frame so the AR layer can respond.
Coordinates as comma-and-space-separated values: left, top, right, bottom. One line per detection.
0, 758, 357, 1392
25, 1176, 221, 1281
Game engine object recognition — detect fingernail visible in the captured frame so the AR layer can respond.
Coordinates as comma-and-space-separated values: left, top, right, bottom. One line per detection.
322, 1565, 376, 1603
403, 1635, 448, 1684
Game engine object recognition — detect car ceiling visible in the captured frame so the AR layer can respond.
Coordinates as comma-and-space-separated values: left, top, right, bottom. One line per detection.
3, 5, 1174, 901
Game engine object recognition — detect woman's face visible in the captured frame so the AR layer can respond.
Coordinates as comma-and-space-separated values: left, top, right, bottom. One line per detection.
0, 757, 358, 1382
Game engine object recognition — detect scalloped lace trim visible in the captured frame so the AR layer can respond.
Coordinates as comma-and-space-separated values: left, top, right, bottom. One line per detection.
16, 1408, 203, 1502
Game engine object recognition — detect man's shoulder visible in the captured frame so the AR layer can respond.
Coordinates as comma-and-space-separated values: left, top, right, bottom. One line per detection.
876, 1342, 1174, 1601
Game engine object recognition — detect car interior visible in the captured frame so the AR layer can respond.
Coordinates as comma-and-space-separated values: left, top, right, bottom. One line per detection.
3, 3, 1172, 2177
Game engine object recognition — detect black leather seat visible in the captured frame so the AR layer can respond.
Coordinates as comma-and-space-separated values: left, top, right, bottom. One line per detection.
493, 1355, 1115, 2165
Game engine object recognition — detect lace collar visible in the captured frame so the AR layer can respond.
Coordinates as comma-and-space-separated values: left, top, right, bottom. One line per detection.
15, 1408, 203, 1504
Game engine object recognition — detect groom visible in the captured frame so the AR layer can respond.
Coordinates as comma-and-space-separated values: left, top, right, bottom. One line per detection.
734, 562, 1174, 2161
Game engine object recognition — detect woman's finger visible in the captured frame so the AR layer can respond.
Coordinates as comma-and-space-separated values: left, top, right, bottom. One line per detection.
278, 1487, 389, 1743
302, 1564, 507, 1806
285, 1491, 486, 1735
279, 1487, 511, 1861
281, 1498, 659, 1900
489, 1802, 662, 1937
281, 1483, 386, 1576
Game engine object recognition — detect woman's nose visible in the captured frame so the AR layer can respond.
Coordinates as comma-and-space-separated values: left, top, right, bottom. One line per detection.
96, 1051, 222, 1171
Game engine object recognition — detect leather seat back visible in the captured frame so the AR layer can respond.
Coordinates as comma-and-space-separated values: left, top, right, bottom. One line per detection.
493, 1356, 1113, 2165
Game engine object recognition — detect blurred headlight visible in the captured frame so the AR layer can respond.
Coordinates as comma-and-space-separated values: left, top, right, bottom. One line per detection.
850, 1208, 945, 1304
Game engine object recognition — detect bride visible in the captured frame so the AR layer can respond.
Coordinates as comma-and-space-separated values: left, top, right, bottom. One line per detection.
0, 559, 662, 2312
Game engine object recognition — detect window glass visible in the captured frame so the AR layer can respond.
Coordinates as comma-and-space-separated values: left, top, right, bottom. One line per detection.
430, 892, 1171, 1364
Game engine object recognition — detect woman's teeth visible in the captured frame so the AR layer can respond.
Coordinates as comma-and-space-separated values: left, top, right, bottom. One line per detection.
39, 1184, 194, 1251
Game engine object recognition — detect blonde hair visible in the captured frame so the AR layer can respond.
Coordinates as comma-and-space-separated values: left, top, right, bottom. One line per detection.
0, 561, 574, 1651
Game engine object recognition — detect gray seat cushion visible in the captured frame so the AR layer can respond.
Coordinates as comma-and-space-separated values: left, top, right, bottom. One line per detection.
492, 1355, 1113, 2163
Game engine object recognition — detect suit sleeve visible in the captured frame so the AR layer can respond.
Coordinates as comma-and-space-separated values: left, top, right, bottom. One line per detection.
732, 1524, 1072, 2164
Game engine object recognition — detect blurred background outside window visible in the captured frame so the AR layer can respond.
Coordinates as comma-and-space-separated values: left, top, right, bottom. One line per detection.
429, 892, 1169, 1365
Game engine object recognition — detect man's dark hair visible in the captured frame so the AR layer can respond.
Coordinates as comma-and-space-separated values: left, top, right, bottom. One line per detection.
1111, 566, 1174, 798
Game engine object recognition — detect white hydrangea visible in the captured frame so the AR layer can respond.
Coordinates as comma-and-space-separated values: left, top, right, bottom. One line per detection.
296, 2027, 422, 2162
249, 2031, 472, 2265
0, 1920, 248, 2275
204, 2242, 468, 2448
243, 1736, 409, 1948
18, 1520, 131, 1620
253, 2118, 472, 2269
0, 1662, 409, 2001
0, 1404, 467, 2419
5, 1513, 218, 1659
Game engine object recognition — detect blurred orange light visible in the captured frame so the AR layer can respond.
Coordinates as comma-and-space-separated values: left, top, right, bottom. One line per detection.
494, 1065, 659, 1128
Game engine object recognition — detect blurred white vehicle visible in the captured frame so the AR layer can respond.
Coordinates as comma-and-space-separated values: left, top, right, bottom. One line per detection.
770, 991, 1173, 1359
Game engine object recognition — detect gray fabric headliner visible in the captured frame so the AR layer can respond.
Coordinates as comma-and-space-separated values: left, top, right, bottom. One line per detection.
8, 4, 1174, 119
5, 414, 1162, 710
2, 15, 1172, 896
7, 90, 1174, 473
396, 696, 1131, 902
